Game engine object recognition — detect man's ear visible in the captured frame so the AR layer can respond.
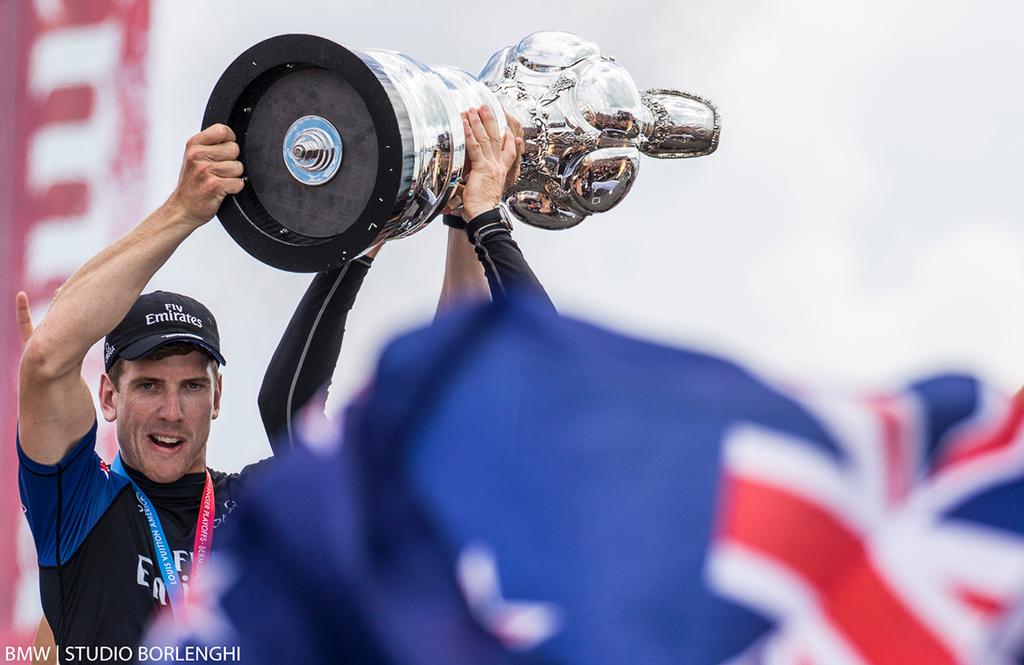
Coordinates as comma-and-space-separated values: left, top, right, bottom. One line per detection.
99, 374, 118, 423
211, 371, 223, 420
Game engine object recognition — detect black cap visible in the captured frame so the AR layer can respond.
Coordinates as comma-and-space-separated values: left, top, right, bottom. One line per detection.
103, 291, 226, 372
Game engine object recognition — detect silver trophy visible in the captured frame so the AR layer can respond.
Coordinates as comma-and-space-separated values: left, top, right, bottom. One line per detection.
205, 32, 719, 271
480, 31, 719, 229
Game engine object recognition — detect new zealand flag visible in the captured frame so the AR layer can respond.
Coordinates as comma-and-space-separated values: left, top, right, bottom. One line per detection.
155, 296, 1024, 664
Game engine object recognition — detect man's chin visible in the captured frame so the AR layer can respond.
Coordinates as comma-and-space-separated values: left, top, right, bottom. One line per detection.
143, 465, 189, 484
126, 450, 198, 484
119, 437, 205, 483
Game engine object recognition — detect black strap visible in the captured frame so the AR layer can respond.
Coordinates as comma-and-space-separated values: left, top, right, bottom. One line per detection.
442, 213, 467, 230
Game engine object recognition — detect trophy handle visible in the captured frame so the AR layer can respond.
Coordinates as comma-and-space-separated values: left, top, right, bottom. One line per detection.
639, 88, 720, 159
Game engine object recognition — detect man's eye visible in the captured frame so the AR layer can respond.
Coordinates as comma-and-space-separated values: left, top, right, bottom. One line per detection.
138, 382, 155, 390
186, 382, 204, 391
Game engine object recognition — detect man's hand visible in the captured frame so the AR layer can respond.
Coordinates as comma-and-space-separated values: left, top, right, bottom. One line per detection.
166, 123, 245, 228
502, 112, 525, 192
16, 291, 34, 346
18, 127, 243, 466
460, 106, 522, 222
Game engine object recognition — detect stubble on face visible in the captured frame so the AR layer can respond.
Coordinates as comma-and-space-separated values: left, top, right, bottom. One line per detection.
106, 351, 220, 484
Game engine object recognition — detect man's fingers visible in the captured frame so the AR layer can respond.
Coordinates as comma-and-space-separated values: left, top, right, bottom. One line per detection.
205, 141, 240, 162
501, 133, 523, 190
504, 111, 523, 139
480, 105, 501, 143
192, 123, 236, 146
222, 178, 245, 196
499, 130, 518, 171
188, 141, 239, 163
208, 160, 244, 179
16, 291, 34, 345
462, 113, 484, 163
501, 130, 515, 158
466, 108, 493, 159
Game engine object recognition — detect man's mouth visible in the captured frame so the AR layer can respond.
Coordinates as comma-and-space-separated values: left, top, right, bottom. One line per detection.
148, 434, 185, 450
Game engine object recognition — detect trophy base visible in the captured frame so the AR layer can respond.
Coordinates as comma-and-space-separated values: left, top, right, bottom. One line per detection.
204, 34, 404, 272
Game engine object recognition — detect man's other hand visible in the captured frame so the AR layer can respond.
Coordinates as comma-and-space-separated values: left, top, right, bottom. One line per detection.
16, 291, 34, 346
460, 106, 521, 222
502, 111, 525, 192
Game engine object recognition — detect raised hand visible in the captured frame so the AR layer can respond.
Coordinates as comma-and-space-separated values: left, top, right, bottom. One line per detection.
166, 123, 245, 228
16, 291, 34, 346
460, 106, 521, 222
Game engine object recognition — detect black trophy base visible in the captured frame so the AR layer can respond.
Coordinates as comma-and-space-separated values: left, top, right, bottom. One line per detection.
203, 34, 404, 272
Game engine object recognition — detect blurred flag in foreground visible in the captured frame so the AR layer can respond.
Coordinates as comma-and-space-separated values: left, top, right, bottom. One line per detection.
153, 296, 1024, 664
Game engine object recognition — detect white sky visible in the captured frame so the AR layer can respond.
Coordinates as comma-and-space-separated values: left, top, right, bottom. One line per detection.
136, 0, 1024, 469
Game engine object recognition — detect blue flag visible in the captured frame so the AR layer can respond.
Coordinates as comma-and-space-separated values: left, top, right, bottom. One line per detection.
155, 295, 1024, 664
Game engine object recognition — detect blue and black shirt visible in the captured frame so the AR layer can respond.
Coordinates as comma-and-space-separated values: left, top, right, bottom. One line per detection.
18, 421, 269, 651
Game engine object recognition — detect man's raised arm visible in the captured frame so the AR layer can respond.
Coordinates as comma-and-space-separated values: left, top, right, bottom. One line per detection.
18, 123, 243, 465
439, 106, 554, 311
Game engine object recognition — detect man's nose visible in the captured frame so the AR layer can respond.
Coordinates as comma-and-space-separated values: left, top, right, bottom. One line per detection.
157, 392, 184, 421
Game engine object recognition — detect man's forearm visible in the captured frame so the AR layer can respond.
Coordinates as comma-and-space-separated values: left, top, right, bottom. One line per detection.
437, 223, 490, 316
465, 209, 555, 311
26, 202, 198, 378
24, 123, 243, 380
18, 124, 242, 466
258, 257, 373, 451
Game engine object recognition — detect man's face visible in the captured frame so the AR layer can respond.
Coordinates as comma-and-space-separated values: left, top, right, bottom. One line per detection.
99, 350, 221, 483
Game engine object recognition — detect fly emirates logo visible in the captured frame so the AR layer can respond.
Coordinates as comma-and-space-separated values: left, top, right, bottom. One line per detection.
136, 550, 194, 605
145, 303, 203, 328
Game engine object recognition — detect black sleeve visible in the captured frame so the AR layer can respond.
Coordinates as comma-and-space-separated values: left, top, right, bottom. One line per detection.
257, 256, 373, 453
459, 209, 556, 312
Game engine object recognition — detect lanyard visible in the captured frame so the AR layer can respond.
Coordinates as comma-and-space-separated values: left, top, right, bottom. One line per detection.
111, 455, 216, 618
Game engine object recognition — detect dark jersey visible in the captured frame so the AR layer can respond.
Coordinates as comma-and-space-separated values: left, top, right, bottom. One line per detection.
18, 421, 270, 652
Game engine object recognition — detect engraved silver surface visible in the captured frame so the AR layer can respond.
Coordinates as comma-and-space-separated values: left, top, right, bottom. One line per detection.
352, 49, 507, 244
640, 88, 720, 158
481, 31, 721, 229
282, 115, 343, 186
277, 31, 718, 242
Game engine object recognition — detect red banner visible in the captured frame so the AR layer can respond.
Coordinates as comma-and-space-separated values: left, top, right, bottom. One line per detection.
0, 0, 150, 647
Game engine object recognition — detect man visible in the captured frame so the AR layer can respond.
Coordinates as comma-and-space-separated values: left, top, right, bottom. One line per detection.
19, 106, 532, 655
16, 123, 251, 653
15, 122, 332, 657
435, 108, 552, 314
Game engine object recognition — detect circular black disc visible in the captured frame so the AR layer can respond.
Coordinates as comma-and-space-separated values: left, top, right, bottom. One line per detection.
247, 68, 379, 238
203, 34, 404, 272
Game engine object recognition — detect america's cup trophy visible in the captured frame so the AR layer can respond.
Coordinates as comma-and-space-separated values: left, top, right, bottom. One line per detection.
204, 31, 719, 271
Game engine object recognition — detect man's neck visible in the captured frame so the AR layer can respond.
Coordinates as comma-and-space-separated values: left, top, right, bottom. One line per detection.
116, 454, 207, 486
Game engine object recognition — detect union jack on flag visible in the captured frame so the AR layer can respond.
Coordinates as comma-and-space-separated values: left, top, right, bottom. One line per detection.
709, 377, 1024, 664
148, 299, 1024, 665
